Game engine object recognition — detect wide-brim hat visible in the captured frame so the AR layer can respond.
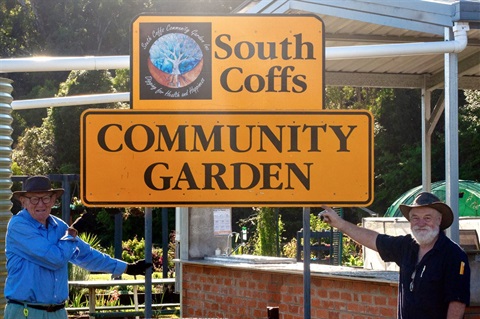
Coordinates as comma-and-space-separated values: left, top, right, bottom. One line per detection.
12, 176, 64, 200
399, 192, 453, 230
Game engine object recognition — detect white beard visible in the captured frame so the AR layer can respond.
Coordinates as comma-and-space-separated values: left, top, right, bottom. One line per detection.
411, 225, 440, 246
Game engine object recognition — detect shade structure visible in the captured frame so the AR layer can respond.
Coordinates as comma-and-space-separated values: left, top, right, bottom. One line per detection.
384, 180, 480, 218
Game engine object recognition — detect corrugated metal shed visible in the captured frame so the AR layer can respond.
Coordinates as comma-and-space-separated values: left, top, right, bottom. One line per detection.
238, 0, 480, 90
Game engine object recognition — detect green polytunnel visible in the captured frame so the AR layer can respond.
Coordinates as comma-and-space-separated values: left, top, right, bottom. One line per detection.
384, 180, 480, 218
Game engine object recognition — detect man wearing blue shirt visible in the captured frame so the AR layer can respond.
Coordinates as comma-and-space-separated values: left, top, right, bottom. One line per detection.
5, 176, 150, 319
321, 192, 470, 319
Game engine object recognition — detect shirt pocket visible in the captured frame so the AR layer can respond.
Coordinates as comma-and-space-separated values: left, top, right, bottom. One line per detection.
418, 270, 445, 315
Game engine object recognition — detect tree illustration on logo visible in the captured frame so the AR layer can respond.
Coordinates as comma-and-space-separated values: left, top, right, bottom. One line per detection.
148, 33, 204, 89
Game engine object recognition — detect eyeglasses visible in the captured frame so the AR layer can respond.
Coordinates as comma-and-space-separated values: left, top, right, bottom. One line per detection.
25, 195, 53, 205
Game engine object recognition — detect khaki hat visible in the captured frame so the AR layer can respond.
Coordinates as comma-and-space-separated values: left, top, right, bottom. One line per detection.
399, 192, 453, 230
12, 176, 64, 200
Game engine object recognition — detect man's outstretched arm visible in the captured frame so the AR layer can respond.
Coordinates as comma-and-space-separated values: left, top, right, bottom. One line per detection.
320, 206, 379, 252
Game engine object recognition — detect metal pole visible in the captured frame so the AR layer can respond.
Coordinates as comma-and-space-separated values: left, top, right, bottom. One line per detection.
0, 77, 14, 318
61, 174, 71, 223
275, 208, 280, 257
114, 211, 123, 260
302, 207, 311, 319
162, 208, 169, 278
144, 207, 153, 318
444, 26, 460, 243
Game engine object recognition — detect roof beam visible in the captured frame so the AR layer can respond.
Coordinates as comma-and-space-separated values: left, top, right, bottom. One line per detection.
326, 71, 478, 90
288, 0, 451, 35
428, 52, 480, 90
325, 72, 424, 88
245, 0, 289, 13
453, 1, 480, 23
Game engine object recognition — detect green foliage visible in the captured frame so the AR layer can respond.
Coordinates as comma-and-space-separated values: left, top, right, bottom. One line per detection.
325, 87, 427, 214
0, 0, 40, 57
67, 290, 87, 308
325, 86, 394, 116
11, 71, 120, 175
11, 162, 23, 175
122, 237, 145, 263
112, 68, 130, 93
121, 236, 175, 275
309, 213, 331, 232
282, 237, 297, 259
281, 213, 364, 266
94, 209, 117, 245
95, 292, 121, 307
282, 213, 334, 259
253, 207, 284, 257
81, 232, 103, 250
459, 90, 480, 181
49, 70, 118, 173
12, 112, 55, 175
342, 236, 363, 267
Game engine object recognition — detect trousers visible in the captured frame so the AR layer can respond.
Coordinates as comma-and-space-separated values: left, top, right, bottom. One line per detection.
4, 303, 67, 319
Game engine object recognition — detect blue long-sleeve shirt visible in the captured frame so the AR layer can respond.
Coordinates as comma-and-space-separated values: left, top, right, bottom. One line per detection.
5, 209, 127, 304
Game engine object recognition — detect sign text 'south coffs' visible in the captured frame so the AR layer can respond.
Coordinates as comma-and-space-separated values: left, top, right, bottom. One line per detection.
131, 15, 324, 110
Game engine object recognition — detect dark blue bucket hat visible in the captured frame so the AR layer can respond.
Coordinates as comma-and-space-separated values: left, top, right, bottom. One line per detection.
12, 176, 64, 200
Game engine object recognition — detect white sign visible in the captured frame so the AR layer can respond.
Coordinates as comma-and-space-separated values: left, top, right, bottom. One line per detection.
213, 208, 232, 235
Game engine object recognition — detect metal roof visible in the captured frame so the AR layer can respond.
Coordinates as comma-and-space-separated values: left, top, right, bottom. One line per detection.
239, 0, 480, 90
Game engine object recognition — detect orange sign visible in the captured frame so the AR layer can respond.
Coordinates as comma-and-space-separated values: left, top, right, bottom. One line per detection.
81, 110, 373, 207
131, 15, 324, 110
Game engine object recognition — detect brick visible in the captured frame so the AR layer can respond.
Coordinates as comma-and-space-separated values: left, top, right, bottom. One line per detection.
182, 264, 411, 319
379, 306, 396, 318
340, 291, 353, 302
347, 303, 364, 314
360, 293, 373, 303
315, 308, 329, 318
328, 290, 340, 300
374, 295, 387, 305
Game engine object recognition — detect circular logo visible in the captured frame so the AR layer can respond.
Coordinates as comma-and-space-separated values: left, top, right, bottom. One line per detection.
148, 33, 204, 88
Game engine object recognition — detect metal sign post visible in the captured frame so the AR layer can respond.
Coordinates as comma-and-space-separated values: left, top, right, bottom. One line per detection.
303, 207, 311, 319
144, 207, 153, 318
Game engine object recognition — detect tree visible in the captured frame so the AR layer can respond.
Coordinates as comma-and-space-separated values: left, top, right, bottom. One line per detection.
459, 90, 480, 180
7, 0, 250, 173
0, 0, 40, 57
253, 207, 284, 257
12, 111, 55, 175
48, 69, 124, 173
373, 89, 425, 213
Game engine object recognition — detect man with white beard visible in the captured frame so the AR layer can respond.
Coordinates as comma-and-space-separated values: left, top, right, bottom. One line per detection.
320, 192, 470, 319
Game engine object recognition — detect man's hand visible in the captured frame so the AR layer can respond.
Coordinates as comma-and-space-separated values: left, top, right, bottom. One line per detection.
319, 206, 343, 228
321, 205, 380, 252
67, 227, 78, 238
125, 259, 152, 276
70, 211, 95, 233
